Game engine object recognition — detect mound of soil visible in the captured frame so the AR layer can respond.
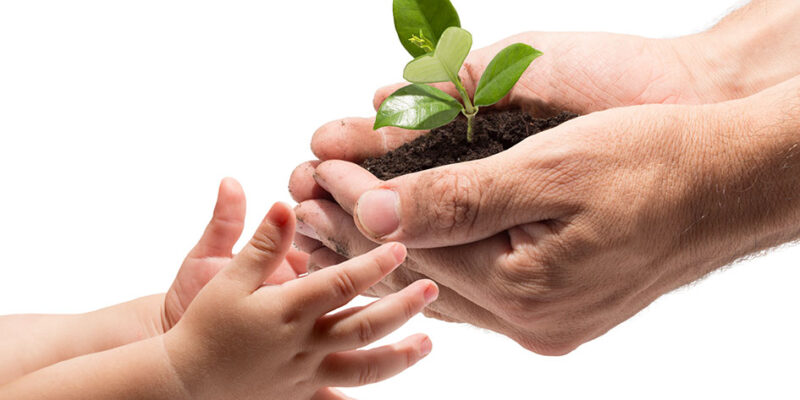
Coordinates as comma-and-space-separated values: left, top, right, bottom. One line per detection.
361, 110, 578, 180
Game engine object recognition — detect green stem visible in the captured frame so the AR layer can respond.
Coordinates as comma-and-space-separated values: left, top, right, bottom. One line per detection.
464, 108, 477, 142
451, 77, 478, 142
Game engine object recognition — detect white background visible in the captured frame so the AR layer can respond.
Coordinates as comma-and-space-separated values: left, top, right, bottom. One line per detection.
2, 0, 798, 399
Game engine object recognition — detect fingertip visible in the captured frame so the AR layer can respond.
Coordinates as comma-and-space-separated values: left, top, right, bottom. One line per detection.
311, 121, 347, 161
419, 334, 433, 358
289, 161, 331, 203
421, 280, 438, 304
373, 83, 407, 111
403, 333, 433, 359
266, 201, 293, 227
387, 242, 407, 265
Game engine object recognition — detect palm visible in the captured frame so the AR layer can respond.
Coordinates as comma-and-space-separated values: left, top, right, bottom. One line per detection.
161, 179, 308, 331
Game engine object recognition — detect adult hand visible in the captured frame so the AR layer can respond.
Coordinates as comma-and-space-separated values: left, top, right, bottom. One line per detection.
293, 76, 800, 355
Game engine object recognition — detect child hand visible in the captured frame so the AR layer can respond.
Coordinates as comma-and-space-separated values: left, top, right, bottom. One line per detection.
162, 201, 438, 400
161, 178, 309, 331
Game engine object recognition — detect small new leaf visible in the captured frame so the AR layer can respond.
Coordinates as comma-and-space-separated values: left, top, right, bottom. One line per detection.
409, 30, 435, 53
403, 26, 472, 84
393, 0, 460, 57
473, 43, 542, 107
374, 84, 463, 130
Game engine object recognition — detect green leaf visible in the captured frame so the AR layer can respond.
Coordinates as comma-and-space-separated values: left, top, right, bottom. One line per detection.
473, 43, 542, 107
393, 0, 461, 58
374, 84, 462, 130
403, 27, 472, 84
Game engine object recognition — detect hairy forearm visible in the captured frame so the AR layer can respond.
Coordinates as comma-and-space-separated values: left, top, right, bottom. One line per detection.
678, 75, 800, 272
0, 294, 165, 384
0, 336, 187, 400
676, 0, 800, 102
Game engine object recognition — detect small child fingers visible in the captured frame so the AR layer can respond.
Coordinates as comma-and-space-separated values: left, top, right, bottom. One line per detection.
310, 387, 355, 400
317, 334, 432, 388
226, 202, 295, 292
187, 177, 246, 259
280, 243, 406, 316
321, 280, 438, 351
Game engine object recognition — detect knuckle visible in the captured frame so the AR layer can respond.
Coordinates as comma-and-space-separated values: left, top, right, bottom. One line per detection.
355, 318, 376, 345
420, 168, 483, 235
331, 269, 359, 299
357, 362, 382, 386
401, 297, 419, 321
248, 227, 281, 258
516, 333, 579, 356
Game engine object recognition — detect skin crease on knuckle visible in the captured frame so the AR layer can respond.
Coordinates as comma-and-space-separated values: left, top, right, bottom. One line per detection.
248, 226, 282, 260
414, 167, 485, 237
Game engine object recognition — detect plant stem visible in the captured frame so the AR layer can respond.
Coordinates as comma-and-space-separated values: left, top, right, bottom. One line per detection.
452, 78, 478, 142
464, 108, 477, 142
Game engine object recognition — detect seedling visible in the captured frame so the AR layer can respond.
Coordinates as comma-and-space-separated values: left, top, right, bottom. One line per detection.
375, 0, 543, 142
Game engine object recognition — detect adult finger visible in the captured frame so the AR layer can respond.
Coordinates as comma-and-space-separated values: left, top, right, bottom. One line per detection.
187, 177, 246, 259
315, 153, 565, 248
321, 280, 438, 352
318, 334, 431, 388
313, 160, 380, 215
295, 199, 379, 257
280, 243, 406, 317
307, 247, 347, 273
311, 118, 426, 162
294, 231, 324, 255
289, 160, 332, 203
226, 202, 295, 292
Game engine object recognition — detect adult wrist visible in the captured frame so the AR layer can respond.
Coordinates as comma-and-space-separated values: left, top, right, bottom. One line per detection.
670, 0, 800, 103
690, 77, 800, 260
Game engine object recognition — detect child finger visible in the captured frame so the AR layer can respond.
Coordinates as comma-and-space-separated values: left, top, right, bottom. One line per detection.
286, 248, 310, 275
321, 280, 438, 351
187, 177, 246, 259
226, 202, 295, 292
280, 243, 406, 316
318, 334, 432, 388
311, 388, 356, 400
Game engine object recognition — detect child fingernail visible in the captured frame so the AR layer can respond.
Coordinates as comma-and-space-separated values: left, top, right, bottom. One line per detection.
420, 337, 432, 357
390, 242, 407, 263
423, 282, 439, 303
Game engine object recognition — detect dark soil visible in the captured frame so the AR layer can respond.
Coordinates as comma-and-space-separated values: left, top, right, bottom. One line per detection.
361, 109, 578, 180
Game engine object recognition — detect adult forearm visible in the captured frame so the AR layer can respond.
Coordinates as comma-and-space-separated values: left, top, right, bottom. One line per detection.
676, 0, 800, 102
0, 294, 165, 384
0, 336, 187, 400
674, 75, 800, 278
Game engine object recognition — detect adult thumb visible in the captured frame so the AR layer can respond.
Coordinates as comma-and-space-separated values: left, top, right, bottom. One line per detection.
353, 154, 544, 248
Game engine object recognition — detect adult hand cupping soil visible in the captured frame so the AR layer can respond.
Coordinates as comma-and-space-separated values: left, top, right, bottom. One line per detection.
290, 1, 800, 355
293, 76, 800, 355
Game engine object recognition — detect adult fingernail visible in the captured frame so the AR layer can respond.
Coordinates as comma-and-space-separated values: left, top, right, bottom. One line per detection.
420, 336, 433, 357
356, 189, 400, 238
423, 282, 439, 304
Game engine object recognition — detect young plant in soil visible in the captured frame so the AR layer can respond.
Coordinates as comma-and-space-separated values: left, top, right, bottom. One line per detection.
375, 0, 543, 142
364, 0, 577, 180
